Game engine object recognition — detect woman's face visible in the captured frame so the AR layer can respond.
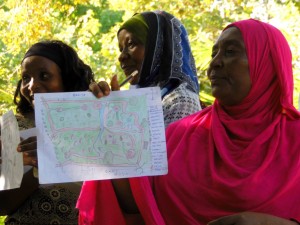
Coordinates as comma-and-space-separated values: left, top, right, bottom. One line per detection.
118, 29, 145, 85
20, 55, 65, 107
207, 27, 251, 106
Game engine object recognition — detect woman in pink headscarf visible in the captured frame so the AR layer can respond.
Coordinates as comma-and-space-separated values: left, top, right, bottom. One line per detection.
77, 19, 300, 225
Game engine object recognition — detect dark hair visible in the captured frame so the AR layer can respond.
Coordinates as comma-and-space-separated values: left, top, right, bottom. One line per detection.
14, 40, 95, 115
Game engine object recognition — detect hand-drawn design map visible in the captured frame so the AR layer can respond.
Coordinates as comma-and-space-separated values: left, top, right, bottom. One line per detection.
35, 87, 167, 183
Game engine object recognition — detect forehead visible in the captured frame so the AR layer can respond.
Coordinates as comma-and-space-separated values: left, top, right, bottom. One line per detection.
22, 56, 56, 67
213, 27, 245, 49
21, 56, 61, 72
118, 29, 134, 40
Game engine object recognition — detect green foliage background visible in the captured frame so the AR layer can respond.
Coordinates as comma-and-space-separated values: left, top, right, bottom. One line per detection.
0, 0, 300, 114
0, 1, 300, 222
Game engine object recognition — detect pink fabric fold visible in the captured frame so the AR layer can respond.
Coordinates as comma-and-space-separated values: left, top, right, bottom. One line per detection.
77, 178, 165, 225
77, 180, 126, 225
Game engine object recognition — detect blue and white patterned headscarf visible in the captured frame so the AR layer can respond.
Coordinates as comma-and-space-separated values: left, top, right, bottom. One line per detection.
138, 10, 200, 96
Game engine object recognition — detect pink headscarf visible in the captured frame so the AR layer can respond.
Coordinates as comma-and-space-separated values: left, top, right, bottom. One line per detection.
77, 19, 300, 224
153, 19, 300, 224
210, 18, 299, 154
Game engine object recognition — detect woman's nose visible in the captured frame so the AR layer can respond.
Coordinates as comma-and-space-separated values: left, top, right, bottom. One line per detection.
28, 78, 39, 92
210, 52, 223, 68
118, 49, 129, 62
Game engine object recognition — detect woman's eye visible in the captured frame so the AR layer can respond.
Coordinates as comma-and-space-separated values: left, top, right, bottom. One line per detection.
225, 48, 236, 56
225, 46, 236, 56
40, 72, 50, 80
22, 75, 30, 83
128, 41, 135, 48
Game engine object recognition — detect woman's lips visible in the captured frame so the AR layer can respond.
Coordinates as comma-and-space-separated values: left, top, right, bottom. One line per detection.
210, 76, 227, 86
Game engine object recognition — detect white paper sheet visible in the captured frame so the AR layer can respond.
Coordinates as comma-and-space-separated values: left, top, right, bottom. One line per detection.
0, 110, 23, 190
19, 128, 37, 175
34, 87, 167, 184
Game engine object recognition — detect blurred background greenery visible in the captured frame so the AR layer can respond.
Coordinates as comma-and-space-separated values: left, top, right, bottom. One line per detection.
0, 0, 300, 221
0, 0, 300, 115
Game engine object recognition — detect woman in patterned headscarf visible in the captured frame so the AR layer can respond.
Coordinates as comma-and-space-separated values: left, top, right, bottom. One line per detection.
77, 10, 201, 225
90, 10, 201, 127
78, 18, 300, 225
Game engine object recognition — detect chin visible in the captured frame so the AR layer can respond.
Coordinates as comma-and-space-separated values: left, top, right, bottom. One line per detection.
212, 92, 229, 106
130, 82, 138, 86
211, 89, 220, 99
130, 76, 139, 85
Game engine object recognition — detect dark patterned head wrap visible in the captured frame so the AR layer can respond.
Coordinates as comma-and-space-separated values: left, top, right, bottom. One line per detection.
118, 13, 149, 45
136, 10, 199, 95
22, 42, 64, 70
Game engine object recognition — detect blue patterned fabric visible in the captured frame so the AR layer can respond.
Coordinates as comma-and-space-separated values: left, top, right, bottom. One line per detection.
138, 10, 200, 97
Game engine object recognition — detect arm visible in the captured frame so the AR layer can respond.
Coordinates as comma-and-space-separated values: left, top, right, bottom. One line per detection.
0, 134, 39, 215
208, 212, 298, 225
0, 135, 38, 215
0, 128, 80, 215
111, 179, 139, 214
90, 76, 140, 214
0, 167, 39, 215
